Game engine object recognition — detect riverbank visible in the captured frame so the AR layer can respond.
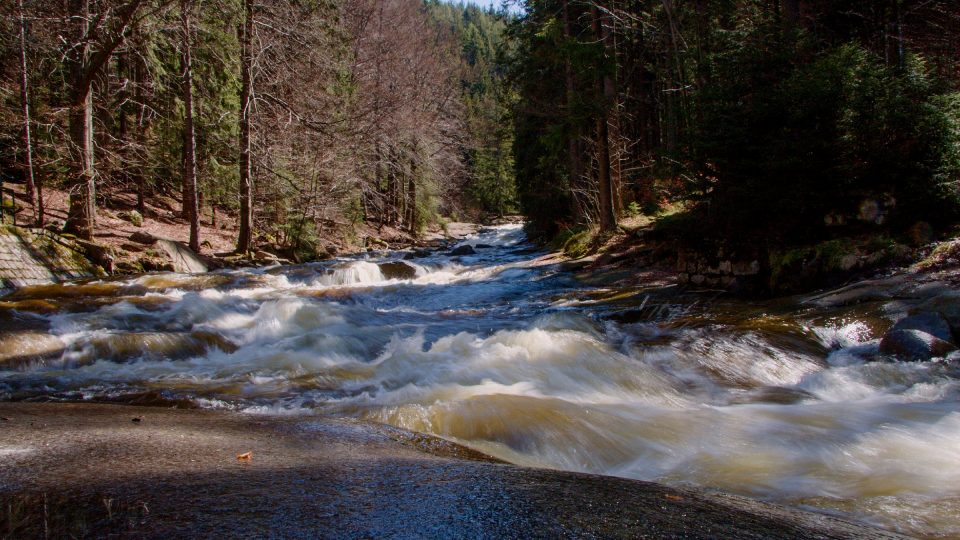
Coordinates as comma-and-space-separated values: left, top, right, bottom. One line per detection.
551, 213, 960, 297
0, 402, 904, 539
0, 180, 495, 284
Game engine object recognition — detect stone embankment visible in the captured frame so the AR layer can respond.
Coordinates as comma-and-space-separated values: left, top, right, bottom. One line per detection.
677, 249, 762, 290
0, 226, 100, 293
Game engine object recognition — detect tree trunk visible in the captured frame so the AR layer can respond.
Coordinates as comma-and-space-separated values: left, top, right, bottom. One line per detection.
64, 0, 95, 239
375, 142, 386, 226
133, 53, 147, 216
562, 0, 586, 221
406, 157, 417, 233
17, 0, 40, 226
600, 0, 622, 219
62, 0, 144, 239
782, 0, 800, 27
236, 0, 254, 254
387, 148, 400, 225
181, 0, 200, 252
592, 4, 616, 232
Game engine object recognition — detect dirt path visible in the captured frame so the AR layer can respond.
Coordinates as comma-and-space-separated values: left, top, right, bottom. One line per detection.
0, 403, 904, 539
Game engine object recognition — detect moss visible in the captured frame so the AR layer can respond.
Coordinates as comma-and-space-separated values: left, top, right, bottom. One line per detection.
768, 239, 859, 291
913, 239, 960, 271
865, 235, 896, 252
768, 246, 812, 289
121, 210, 143, 227
549, 225, 595, 259
814, 239, 856, 270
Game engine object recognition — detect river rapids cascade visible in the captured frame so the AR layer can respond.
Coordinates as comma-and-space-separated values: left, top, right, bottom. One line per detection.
2, 224, 959, 537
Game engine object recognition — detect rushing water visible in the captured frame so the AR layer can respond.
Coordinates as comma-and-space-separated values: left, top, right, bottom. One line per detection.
2, 224, 959, 537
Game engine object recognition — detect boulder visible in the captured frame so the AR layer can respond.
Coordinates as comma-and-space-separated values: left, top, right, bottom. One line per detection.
379, 261, 418, 280
449, 245, 476, 256
129, 231, 158, 245
74, 239, 116, 273
913, 293, 960, 336
879, 329, 957, 361
403, 249, 433, 260
890, 312, 955, 343
254, 250, 279, 262
155, 239, 208, 274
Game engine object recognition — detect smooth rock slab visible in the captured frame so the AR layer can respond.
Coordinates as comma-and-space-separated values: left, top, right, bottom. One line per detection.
0, 403, 904, 539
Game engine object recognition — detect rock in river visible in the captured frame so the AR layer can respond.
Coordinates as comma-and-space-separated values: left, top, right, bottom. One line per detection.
379, 261, 418, 280
449, 244, 476, 256
890, 312, 955, 343
879, 329, 957, 361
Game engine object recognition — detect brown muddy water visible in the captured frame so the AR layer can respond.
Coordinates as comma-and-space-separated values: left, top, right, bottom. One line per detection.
2, 224, 958, 537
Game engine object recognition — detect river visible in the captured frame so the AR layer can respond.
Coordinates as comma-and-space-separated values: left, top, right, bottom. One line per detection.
2, 224, 958, 537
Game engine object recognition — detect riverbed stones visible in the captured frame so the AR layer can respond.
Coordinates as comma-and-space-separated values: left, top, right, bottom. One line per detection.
890, 312, 954, 343
404, 248, 433, 260
379, 261, 418, 280
450, 244, 476, 256
879, 329, 957, 361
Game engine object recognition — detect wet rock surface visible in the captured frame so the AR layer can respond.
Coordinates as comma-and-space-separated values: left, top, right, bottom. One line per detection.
0, 403, 902, 539
889, 312, 955, 343
379, 261, 419, 280
879, 329, 957, 361
449, 244, 476, 256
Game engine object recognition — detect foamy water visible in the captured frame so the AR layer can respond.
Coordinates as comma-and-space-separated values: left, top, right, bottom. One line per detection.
2, 223, 958, 536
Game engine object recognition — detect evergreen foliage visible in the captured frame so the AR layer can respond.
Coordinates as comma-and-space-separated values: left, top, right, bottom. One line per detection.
508, 0, 960, 244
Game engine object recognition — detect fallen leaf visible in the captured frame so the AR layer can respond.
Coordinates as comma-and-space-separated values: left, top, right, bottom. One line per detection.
236, 451, 253, 462
664, 494, 683, 502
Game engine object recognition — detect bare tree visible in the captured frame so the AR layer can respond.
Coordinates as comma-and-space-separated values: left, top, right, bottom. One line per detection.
63, 0, 147, 239
17, 0, 41, 226
592, 2, 616, 232
236, 0, 253, 253
181, 0, 199, 252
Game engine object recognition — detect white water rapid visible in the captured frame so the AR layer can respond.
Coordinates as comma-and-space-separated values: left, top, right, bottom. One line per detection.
1, 224, 958, 537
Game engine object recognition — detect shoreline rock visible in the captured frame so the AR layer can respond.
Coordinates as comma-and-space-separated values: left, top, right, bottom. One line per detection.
0, 402, 904, 539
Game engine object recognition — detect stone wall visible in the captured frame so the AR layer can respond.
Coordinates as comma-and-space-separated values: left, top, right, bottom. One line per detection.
676, 248, 763, 292
0, 226, 99, 292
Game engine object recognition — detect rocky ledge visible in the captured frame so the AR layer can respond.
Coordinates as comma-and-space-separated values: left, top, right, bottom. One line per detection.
0, 403, 904, 539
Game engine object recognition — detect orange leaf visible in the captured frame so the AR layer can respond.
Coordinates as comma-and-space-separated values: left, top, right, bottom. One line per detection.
236, 451, 253, 461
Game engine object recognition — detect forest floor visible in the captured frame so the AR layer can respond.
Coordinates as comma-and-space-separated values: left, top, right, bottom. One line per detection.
0, 181, 474, 273
554, 215, 681, 289
555, 213, 960, 295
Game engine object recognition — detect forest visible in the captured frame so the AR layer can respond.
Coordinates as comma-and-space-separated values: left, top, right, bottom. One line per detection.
0, 0, 513, 261
511, 1, 960, 248
2, 0, 960, 267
